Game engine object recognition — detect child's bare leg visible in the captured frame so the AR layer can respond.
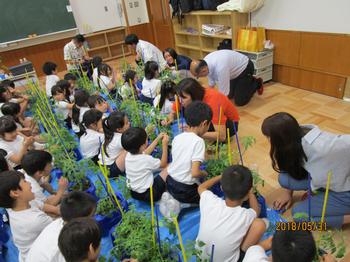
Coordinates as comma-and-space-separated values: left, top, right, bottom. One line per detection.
240, 218, 267, 252
160, 169, 168, 182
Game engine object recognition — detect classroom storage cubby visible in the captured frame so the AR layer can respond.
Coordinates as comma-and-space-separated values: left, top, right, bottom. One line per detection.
172, 10, 248, 59
85, 27, 130, 61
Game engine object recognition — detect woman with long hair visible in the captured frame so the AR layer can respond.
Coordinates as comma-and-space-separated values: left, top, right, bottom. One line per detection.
262, 112, 350, 228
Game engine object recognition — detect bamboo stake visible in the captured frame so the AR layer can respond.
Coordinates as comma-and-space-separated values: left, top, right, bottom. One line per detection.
173, 216, 187, 262
215, 106, 222, 160
175, 95, 180, 129
150, 185, 156, 248
227, 128, 232, 165
320, 172, 332, 223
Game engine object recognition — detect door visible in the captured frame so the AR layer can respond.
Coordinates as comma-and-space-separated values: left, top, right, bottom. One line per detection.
148, 0, 174, 51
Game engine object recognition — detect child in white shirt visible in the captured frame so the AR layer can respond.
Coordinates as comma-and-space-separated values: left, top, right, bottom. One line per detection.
42, 61, 60, 98
64, 73, 78, 91
92, 56, 103, 87
57, 79, 75, 103
120, 70, 139, 100
21, 150, 68, 216
196, 165, 267, 262
97, 63, 116, 94
0, 171, 53, 262
153, 80, 176, 115
121, 127, 169, 202
166, 101, 211, 204
51, 85, 74, 129
99, 111, 130, 177
26, 191, 97, 262
71, 89, 90, 134
0, 116, 34, 169
87, 95, 112, 119
141, 61, 161, 105
80, 109, 104, 163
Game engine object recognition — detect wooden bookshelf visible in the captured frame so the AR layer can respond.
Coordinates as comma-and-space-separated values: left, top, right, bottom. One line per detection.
172, 10, 248, 59
84, 27, 130, 61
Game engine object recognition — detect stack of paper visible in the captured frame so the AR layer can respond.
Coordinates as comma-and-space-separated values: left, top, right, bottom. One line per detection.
202, 24, 225, 35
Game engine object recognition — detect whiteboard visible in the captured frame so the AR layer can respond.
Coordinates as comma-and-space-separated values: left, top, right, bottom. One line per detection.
69, 0, 126, 34
251, 0, 350, 34
124, 0, 149, 26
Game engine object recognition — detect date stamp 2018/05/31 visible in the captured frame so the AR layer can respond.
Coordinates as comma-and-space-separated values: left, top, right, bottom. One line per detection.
276, 221, 327, 231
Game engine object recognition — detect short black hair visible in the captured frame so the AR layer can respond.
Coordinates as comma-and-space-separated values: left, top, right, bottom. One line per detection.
42, 61, 57, 75
0, 116, 17, 136
87, 95, 106, 108
272, 229, 316, 262
195, 60, 208, 75
0, 170, 24, 208
125, 34, 139, 45
0, 79, 15, 89
21, 150, 52, 176
121, 127, 147, 154
184, 101, 212, 127
1, 102, 20, 117
92, 56, 103, 68
74, 34, 85, 43
60, 191, 97, 222
0, 86, 9, 103
144, 61, 159, 80
0, 149, 9, 172
163, 47, 178, 60
58, 217, 101, 262
221, 165, 252, 201
124, 70, 137, 84
178, 78, 205, 101
81, 109, 103, 129
56, 80, 71, 90
64, 73, 77, 81
51, 85, 64, 96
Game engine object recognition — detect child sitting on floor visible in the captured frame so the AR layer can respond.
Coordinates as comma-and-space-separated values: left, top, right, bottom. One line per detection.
153, 80, 176, 115
21, 150, 68, 216
0, 84, 29, 119
57, 79, 75, 103
58, 218, 101, 262
99, 111, 130, 177
141, 61, 161, 105
97, 63, 116, 94
196, 165, 267, 262
80, 109, 104, 163
119, 70, 139, 100
121, 127, 169, 202
72, 89, 90, 135
51, 85, 74, 129
26, 191, 97, 262
165, 101, 211, 204
0, 116, 34, 169
0, 171, 53, 261
43, 61, 60, 98
64, 72, 78, 90
243, 229, 335, 262
87, 95, 112, 118
92, 56, 103, 87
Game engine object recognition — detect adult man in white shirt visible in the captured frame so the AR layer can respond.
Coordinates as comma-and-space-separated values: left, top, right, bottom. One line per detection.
63, 34, 91, 75
190, 49, 263, 106
125, 34, 167, 71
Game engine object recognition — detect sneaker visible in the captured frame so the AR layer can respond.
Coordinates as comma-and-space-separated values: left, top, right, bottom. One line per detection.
256, 77, 264, 95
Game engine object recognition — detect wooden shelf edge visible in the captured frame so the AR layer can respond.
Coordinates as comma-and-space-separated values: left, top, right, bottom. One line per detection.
88, 45, 109, 52
200, 33, 231, 39
108, 41, 126, 47
176, 44, 200, 51
175, 31, 199, 37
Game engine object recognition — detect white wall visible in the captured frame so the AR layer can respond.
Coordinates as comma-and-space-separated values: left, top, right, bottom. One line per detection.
251, 0, 350, 34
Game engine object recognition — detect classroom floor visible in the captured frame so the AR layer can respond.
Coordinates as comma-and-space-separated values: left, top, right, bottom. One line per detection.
55, 57, 350, 261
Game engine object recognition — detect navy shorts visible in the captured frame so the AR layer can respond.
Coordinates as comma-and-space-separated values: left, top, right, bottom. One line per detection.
108, 162, 125, 178
166, 175, 199, 204
131, 175, 166, 202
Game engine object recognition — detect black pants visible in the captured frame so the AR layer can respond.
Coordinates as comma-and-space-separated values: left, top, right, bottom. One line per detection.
209, 120, 239, 140
229, 60, 261, 106
166, 175, 200, 204
130, 176, 166, 203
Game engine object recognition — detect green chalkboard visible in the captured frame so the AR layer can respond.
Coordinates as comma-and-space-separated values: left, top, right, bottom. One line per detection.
0, 0, 76, 43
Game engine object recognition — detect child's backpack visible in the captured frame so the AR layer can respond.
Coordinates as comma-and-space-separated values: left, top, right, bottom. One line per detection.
170, 0, 194, 24
202, 0, 227, 10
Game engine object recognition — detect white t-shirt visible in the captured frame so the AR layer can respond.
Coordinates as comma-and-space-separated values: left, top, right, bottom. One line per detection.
80, 129, 105, 159
24, 173, 47, 209
136, 40, 167, 70
72, 106, 90, 132
0, 135, 24, 168
54, 100, 70, 120
63, 40, 85, 71
92, 67, 98, 87
99, 75, 112, 91
6, 207, 53, 262
98, 132, 123, 165
125, 153, 161, 193
196, 191, 257, 262
167, 132, 205, 185
45, 75, 60, 97
153, 95, 173, 115
141, 78, 161, 99
26, 218, 65, 262
119, 82, 135, 100
242, 245, 269, 262
204, 50, 249, 96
